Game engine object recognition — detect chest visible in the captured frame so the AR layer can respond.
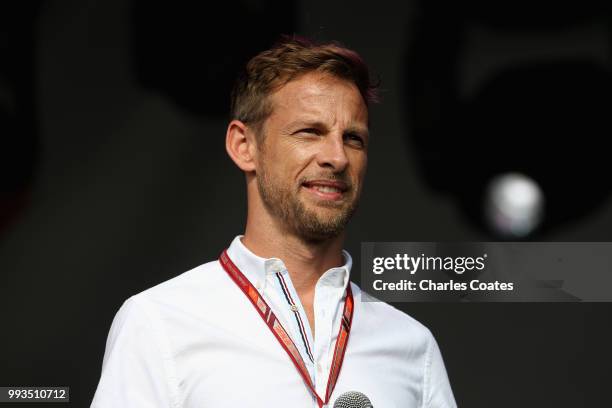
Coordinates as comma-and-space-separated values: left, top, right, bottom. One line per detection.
172, 320, 423, 408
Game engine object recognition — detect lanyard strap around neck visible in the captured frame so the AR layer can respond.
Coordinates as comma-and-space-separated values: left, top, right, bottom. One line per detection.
219, 250, 354, 407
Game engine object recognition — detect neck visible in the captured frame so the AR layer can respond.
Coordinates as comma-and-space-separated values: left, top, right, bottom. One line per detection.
242, 216, 345, 298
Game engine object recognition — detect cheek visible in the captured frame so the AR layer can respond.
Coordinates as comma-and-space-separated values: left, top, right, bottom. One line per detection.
350, 154, 368, 180
281, 144, 317, 173
262, 147, 310, 188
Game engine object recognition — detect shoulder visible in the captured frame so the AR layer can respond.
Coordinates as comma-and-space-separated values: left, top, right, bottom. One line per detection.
103, 259, 236, 353
117, 259, 231, 323
141, 259, 224, 297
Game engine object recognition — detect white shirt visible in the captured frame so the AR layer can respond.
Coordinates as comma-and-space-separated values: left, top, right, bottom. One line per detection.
91, 236, 456, 407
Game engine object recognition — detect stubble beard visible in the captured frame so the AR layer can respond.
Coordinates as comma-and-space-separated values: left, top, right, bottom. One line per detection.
257, 165, 359, 242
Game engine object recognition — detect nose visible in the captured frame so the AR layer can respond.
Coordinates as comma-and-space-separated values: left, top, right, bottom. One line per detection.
316, 133, 349, 172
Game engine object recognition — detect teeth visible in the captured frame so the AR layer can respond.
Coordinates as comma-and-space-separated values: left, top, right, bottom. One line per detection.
313, 186, 341, 193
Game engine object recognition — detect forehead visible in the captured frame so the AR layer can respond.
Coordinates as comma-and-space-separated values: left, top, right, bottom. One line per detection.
267, 72, 368, 126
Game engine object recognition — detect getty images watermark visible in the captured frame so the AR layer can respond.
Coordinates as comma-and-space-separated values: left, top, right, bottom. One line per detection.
361, 243, 612, 302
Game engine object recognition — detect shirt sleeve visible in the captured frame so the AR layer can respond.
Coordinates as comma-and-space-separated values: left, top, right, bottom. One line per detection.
91, 296, 180, 408
423, 331, 457, 408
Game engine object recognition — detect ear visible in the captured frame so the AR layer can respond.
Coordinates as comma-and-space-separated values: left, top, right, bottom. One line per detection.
226, 120, 258, 172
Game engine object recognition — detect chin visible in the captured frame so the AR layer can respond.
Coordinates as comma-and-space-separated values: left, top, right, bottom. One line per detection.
300, 214, 350, 238
304, 197, 351, 210
299, 228, 344, 243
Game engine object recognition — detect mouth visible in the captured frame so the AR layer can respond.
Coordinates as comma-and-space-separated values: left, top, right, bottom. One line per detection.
301, 180, 349, 201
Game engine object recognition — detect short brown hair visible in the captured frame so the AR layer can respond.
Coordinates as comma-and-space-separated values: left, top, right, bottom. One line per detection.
230, 35, 379, 137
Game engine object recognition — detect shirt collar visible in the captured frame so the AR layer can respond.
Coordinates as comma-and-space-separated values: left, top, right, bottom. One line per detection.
225, 235, 352, 291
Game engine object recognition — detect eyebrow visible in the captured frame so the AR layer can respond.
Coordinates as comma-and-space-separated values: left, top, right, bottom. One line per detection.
285, 120, 369, 137
345, 125, 370, 138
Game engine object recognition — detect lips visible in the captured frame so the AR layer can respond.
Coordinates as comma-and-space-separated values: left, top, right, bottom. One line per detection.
302, 179, 349, 200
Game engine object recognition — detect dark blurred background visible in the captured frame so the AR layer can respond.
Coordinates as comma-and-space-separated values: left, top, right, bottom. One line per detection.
1, 0, 611, 406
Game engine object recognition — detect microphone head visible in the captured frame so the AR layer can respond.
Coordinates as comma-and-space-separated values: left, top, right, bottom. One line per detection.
333, 391, 373, 408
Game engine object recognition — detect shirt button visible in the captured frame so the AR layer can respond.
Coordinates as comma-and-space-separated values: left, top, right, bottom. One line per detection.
290, 305, 298, 312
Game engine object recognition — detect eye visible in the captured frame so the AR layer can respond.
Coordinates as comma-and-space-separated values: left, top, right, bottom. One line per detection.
344, 133, 365, 147
296, 128, 321, 135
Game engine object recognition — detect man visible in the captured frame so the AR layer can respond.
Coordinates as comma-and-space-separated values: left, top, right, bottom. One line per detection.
91, 37, 456, 407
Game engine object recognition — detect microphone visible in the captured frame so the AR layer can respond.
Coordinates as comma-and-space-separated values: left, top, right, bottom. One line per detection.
332, 391, 373, 408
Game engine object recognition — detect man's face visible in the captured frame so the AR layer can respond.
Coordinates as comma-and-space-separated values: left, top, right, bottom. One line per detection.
254, 72, 369, 241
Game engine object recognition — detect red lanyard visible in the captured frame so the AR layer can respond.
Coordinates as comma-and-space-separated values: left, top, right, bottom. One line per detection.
219, 250, 354, 407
